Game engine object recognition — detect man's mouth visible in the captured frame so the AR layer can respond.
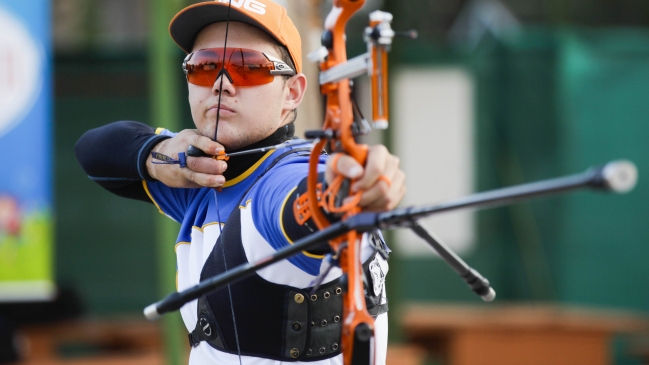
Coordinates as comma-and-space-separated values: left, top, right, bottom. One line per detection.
208, 104, 235, 115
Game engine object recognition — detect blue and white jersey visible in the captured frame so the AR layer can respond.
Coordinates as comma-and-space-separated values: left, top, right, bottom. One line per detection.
143, 142, 388, 365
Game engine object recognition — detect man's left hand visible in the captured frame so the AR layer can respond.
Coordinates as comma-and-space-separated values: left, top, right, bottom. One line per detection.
325, 145, 406, 211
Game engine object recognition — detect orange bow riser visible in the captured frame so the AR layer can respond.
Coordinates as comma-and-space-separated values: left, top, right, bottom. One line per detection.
295, 0, 394, 363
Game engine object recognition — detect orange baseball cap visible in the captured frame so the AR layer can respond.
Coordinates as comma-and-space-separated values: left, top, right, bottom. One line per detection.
169, 0, 302, 74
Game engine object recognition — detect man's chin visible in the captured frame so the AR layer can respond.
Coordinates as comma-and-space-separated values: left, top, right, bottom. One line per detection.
201, 125, 274, 152
197, 127, 237, 149
214, 135, 253, 152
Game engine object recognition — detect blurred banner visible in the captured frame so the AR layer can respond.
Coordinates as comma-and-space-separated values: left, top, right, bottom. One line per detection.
0, 0, 53, 301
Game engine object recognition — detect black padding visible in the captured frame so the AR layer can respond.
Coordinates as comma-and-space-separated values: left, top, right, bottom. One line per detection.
303, 280, 343, 359
200, 206, 343, 361
283, 290, 309, 358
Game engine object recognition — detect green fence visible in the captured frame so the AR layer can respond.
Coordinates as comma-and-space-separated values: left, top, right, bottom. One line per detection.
391, 28, 649, 314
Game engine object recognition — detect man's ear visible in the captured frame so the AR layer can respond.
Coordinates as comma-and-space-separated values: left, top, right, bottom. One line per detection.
283, 73, 307, 112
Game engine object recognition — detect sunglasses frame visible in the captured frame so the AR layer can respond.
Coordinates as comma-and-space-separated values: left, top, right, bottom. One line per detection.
181, 48, 296, 86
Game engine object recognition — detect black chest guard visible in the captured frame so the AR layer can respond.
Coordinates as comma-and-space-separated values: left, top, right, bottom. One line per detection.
192, 206, 347, 361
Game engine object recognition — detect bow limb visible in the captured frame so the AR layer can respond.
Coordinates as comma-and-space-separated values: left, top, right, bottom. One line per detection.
323, 0, 368, 165
307, 0, 369, 232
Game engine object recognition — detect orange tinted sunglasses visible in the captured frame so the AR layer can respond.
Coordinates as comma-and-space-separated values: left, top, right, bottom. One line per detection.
182, 47, 296, 87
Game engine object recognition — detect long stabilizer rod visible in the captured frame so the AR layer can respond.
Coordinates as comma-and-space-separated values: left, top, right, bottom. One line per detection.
144, 160, 637, 320
377, 160, 637, 228
144, 214, 373, 320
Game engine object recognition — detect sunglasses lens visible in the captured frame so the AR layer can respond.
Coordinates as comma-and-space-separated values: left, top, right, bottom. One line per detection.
186, 49, 223, 86
185, 48, 275, 87
228, 49, 274, 86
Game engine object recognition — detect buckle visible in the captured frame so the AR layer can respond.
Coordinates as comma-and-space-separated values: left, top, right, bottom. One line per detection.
188, 331, 199, 347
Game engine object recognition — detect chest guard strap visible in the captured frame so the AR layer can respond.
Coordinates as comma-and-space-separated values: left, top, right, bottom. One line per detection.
188, 296, 225, 348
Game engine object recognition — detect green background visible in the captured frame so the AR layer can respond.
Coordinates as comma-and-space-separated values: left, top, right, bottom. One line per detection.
387, 28, 649, 310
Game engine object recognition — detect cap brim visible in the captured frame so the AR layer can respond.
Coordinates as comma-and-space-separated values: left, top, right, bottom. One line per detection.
170, 2, 276, 54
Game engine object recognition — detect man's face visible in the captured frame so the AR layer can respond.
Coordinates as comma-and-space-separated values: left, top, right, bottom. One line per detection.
189, 21, 293, 150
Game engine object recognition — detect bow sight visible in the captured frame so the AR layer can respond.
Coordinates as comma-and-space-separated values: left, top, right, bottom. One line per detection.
308, 10, 397, 130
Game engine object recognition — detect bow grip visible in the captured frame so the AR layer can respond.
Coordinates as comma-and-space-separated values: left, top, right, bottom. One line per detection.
186, 145, 208, 157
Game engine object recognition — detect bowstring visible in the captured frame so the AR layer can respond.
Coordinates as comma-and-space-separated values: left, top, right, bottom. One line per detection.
211, 1, 243, 364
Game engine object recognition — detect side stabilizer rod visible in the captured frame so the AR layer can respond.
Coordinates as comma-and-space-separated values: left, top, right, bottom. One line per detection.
377, 160, 637, 228
410, 222, 496, 302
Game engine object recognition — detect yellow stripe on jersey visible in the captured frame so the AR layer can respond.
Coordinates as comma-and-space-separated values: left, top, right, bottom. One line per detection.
223, 150, 275, 187
142, 181, 164, 215
278, 188, 325, 259
154, 127, 166, 135
201, 222, 224, 230
174, 241, 190, 253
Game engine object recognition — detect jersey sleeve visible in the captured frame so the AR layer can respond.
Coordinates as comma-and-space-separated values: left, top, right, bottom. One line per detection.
138, 126, 198, 222
142, 181, 201, 223
75, 121, 172, 202
246, 154, 327, 276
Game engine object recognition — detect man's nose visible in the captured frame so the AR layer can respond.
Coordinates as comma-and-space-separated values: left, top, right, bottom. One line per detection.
212, 68, 236, 95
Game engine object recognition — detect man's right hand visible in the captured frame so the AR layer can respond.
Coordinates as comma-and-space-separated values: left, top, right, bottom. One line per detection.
147, 130, 227, 188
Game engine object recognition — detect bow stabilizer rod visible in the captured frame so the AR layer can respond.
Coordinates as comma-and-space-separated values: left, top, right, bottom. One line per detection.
377, 160, 638, 228
410, 222, 496, 302
145, 159, 637, 320
143, 215, 369, 320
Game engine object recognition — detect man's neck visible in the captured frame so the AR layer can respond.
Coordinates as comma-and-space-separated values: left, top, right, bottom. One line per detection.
222, 123, 295, 181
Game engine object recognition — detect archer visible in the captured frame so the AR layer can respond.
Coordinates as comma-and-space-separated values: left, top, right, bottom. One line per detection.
75, 1, 405, 364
